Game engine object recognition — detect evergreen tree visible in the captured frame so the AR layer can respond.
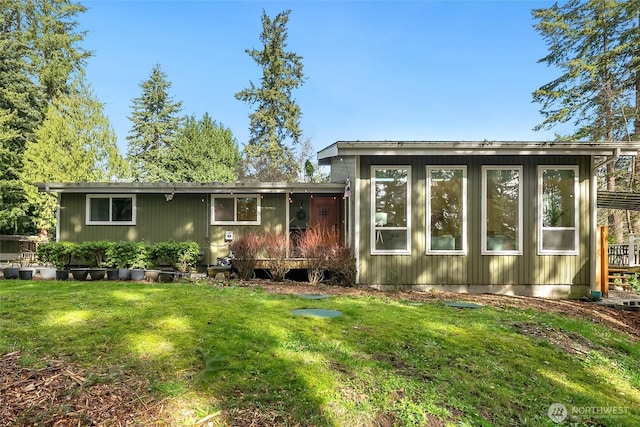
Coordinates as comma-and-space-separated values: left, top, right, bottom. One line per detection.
235, 9, 305, 182
126, 64, 183, 182
160, 113, 241, 183
23, 0, 92, 103
533, 0, 640, 241
22, 77, 127, 233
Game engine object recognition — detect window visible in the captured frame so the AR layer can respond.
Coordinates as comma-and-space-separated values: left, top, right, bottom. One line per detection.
371, 166, 411, 254
538, 166, 578, 254
482, 166, 522, 255
86, 195, 135, 225
426, 166, 466, 254
211, 195, 260, 225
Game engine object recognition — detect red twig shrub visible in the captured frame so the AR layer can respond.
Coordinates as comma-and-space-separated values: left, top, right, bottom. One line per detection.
262, 232, 291, 282
229, 233, 262, 280
297, 226, 340, 285
326, 246, 357, 286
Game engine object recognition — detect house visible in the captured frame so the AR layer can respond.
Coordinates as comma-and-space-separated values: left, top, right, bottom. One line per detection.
38, 140, 640, 297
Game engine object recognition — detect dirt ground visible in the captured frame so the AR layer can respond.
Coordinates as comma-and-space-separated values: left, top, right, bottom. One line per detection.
2, 282, 639, 426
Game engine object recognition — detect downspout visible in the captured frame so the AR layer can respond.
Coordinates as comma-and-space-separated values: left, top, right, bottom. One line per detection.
354, 155, 361, 284
286, 191, 291, 258
56, 193, 61, 243
590, 155, 597, 293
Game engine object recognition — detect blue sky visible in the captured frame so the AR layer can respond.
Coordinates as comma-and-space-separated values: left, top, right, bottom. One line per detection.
80, 0, 561, 157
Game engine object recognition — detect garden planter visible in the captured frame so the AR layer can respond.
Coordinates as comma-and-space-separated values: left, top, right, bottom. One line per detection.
56, 270, 69, 281
118, 268, 131, 280
106, 269, 119, 280
130, 269, 144, 281
38, 267, 56, 280
18, 268, 34, 280
2, 267, 19, 279
71, 268, 89, 281
89, 268, 107, 281
144, 270, 160, 282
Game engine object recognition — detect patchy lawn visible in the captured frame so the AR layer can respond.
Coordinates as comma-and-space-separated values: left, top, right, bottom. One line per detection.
1, 279, 639, 426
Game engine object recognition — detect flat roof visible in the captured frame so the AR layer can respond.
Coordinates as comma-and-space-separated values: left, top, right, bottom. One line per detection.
317, 140, 640, 165
597, 191, 640, 212
36, 182, 346, 194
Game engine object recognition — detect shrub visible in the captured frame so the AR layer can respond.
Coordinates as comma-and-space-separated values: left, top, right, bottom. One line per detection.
148, 241, 201, 271
106, 241, 138, 269
37, 242, 75, 270
229, 233, 262, 280
262, 232, 290, 281
297, 226, 339, 285
78, 241, 113, 267
326, 246, 357, 286
130, 242, 149, 270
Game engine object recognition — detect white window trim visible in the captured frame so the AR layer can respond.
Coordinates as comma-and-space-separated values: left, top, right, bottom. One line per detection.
86, 194, 136, 226
211, 194, 261, 225
426, 165, 467, 255
537, 165, 579, 255
370, 166, 411, 255
481, 166, 523, 255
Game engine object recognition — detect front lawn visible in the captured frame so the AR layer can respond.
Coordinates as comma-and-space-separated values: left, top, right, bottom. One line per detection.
1, 280, 638, 426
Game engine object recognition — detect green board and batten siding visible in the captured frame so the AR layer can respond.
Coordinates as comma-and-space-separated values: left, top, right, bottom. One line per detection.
58, 193, 289, 266
357, 155, 591, 287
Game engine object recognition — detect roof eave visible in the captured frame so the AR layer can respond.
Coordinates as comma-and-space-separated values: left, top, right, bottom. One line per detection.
36, 182, 346, 194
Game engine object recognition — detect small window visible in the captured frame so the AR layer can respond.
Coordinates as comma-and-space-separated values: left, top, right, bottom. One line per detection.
538, 166, 578, 254
426, 166, 467, 254
481, 166, 522, 255
211, 195, 260, 225
371, 166, 411, 254
86, 195, 136, 225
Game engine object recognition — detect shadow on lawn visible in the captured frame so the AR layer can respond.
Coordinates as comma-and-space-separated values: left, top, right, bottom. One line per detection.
0, 281, 333, 426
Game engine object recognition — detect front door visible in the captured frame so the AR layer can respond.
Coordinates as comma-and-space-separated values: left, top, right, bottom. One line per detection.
309, 197, 340, 241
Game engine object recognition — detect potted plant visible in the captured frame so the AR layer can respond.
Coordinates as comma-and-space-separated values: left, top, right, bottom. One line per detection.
2, 263, 19, 279
129, 242, 148, 281
35, 243, 56, 280
78, 241, 112, 281
106, 241, 138, 280
176, 241, 201, 278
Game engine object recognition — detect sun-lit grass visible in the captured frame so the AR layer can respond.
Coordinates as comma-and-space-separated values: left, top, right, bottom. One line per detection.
1, 280, 639, 426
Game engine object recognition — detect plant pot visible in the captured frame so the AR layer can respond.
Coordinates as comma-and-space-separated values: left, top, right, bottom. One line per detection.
106, 269, 119, 280
18, 268, 34, 280
158, 271, 175, 283
89, 268, 107, 281
56, 270, 70, 281
71, 268, 89, 281
130, 269, 145, 281
2, 267, 19, 279
118, 268, 131, 280
38, 267, 56, 280
145, 270, 160, 282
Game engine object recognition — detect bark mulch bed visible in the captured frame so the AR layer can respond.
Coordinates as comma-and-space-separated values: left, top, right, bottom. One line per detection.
2, 282, 638, 426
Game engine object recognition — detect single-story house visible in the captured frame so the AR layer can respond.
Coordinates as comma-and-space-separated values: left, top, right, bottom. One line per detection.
38, 140, 640, 297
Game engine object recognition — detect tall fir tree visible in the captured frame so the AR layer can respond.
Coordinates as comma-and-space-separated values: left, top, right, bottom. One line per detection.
22, 77, 127, 233
160, 113, 241, 183
533, 0, 640, 241
235, 9, 305, 182
126, 64, 183, 182
23, 0, 92, 103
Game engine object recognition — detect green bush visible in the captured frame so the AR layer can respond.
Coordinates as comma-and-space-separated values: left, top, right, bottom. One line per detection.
105, 241, 138, 269
36, 242, 76, 270
148, 241, 201, 271
77, 241, 113, 267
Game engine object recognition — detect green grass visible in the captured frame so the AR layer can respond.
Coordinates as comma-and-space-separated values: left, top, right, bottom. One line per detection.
1, 280, 639, 426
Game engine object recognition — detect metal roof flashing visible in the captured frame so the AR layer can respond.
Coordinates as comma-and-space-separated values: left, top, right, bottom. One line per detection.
317, 140, 640, 163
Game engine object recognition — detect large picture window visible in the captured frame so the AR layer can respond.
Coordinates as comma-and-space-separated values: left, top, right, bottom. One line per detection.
371, 166, 411, 254
482, 166, 522, 255
211, 195, 260, 225
426, 166, 466, 254
538, 166, 578, 254
86, 195, 136, 225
